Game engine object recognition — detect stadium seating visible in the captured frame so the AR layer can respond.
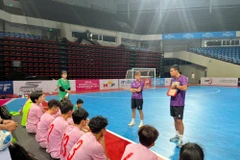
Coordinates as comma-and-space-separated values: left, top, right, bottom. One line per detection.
0, 32, 162, 80
189, 47, 240, 65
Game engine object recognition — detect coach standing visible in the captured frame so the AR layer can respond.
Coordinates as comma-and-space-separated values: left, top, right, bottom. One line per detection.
168, 64, 188, 148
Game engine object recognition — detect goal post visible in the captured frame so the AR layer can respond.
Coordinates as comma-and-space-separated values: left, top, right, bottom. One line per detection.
125, 68, 156, 88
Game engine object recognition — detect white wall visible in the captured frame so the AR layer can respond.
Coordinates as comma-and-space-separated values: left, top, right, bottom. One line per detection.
236, 31, 240, 38
212, 0, 240, 6
4, 22, 43, 35
163, 39, 202, 52
172, 51, 240, 78
0, 21, 3, 31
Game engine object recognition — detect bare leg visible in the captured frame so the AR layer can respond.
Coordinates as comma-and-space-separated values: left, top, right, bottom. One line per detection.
132, 109, 136, 119
138, 110, 144, 120
174, 117, 178, 131
129, 109, 136, 126
177, 119, 184, 135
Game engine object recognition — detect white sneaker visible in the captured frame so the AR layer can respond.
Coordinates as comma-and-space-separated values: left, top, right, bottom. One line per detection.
177, 138, 183, 148
128, 121, 135, 126
170, 135, 179, 142
138, 122, 143, 128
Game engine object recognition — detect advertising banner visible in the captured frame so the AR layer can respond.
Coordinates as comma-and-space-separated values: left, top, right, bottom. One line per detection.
201, 77, 238, 86
0, 81, 13, 94
142, 78, 152, 88
100, 79, 119, 90
76, 80, 100, 91
13, 80, 76, 94
153, 78, 165, 86
163, 31, 236, 40
118, 79, 134, 89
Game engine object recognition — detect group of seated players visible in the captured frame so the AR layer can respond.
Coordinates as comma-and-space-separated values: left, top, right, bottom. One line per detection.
21, 90, 204, 160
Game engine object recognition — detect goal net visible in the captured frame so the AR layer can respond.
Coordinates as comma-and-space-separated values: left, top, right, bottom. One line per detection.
125, 68, 156, 88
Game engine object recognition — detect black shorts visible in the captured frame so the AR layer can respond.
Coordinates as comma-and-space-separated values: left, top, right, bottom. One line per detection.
131, 99, 143, 110
170, 106, 184, 119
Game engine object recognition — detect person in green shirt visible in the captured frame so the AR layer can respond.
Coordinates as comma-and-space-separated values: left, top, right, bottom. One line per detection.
73, 99, 84, 111
21, 98, 32, 127
57, 70, 71, 101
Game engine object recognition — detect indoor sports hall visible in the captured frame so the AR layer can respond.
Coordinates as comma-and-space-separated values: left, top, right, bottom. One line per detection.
0, 0, 240, 160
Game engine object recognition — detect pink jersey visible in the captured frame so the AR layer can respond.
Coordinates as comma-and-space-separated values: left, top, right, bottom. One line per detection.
47, 116, 69, 159
53, 110, 62, 118
26, 103, 44, 133
35, 112, 55, 148
60, 125, 85, 160
67, 117, 74, 125
67, 132, 107, 160
121, 144, 158, 160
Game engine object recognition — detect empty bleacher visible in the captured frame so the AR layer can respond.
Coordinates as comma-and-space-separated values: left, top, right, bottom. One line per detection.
189, 47, 240, 64
0, 32, 162, 80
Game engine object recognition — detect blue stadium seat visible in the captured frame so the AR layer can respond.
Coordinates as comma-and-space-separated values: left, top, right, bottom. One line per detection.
190, 46, 240, 65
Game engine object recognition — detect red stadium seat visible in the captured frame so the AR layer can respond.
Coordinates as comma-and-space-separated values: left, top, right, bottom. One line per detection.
28, 58, 33, 61
4, 46, 9, 50
4, 57, 10, 61
50, 68, 54, 72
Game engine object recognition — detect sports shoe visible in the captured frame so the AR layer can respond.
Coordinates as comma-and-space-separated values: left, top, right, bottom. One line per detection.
138, 122, 143, 128
170, 135, 179, 142
177, 138, 183, 148
128, 121, 135, 126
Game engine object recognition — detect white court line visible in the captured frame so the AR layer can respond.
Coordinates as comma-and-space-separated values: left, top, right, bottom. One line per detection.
79, 88, 221, 99
2, 98, 17, 105
107, 130, 169, 160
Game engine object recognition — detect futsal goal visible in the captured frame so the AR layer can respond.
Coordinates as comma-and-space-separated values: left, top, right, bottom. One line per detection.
125, 68, 156, 88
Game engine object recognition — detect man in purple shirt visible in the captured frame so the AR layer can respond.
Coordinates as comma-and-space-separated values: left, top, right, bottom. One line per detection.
168, 64, 188, 148
129, 71, 145, 128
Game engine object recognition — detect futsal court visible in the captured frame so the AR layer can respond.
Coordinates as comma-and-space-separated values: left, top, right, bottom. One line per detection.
3, 85, 239, 160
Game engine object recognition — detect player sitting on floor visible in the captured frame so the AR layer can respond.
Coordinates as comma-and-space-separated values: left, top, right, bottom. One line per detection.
73, 99, 84, 111
36, 99, 61, 148
60, 108, 89, 160
121, 125, 161, 160
47, 101, 73, 159
26, 91, 45, 134
67, 116, 110, 160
